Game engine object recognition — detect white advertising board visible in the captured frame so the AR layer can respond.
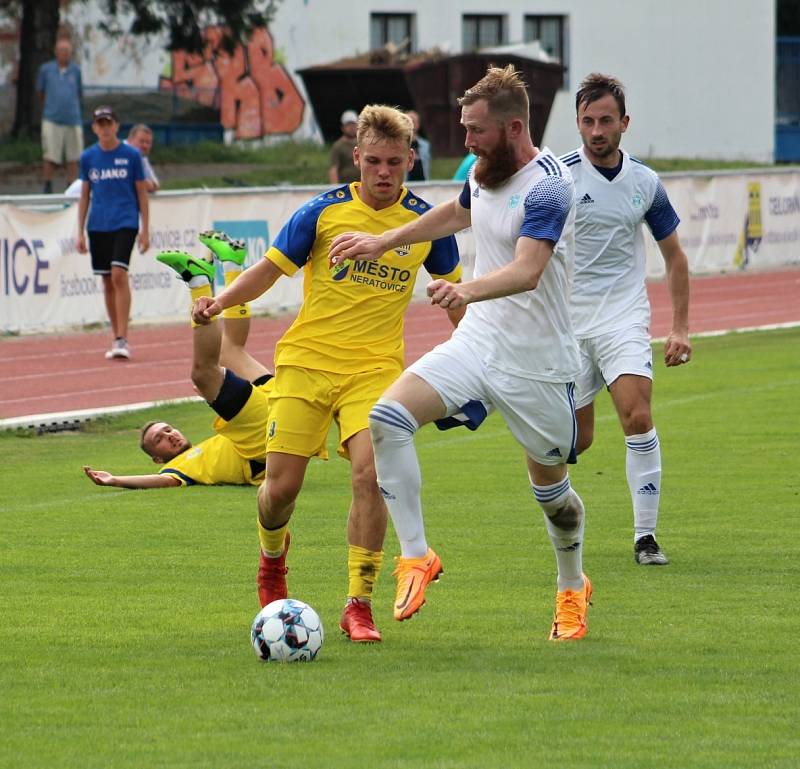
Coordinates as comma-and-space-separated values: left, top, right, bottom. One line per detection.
1, 171, 797, 334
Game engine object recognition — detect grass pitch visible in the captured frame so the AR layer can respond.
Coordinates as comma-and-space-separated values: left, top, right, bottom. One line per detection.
1, 327, 798, 769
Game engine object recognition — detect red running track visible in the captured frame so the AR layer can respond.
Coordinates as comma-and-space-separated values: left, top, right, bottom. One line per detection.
1, 268, 798, 422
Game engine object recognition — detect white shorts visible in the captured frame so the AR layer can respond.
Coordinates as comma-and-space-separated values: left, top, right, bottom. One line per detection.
574, 325, 653, 410
41, 120, 83, 164
407, 334, 577, 465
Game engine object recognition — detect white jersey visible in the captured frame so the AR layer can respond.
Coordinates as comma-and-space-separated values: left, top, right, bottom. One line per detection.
561, 146, 679, 338
453, 147, 579, 383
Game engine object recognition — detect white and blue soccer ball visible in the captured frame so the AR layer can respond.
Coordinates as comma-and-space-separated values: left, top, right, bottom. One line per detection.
251, 598, 324, 662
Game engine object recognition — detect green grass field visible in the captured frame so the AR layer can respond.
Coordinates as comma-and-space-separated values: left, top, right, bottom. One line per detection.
1, 328, 798, 768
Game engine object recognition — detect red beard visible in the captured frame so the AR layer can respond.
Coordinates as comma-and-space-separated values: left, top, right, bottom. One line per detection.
473, 132, 519, 189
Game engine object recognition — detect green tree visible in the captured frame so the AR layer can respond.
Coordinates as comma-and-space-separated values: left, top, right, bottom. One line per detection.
5, 0, 280, 138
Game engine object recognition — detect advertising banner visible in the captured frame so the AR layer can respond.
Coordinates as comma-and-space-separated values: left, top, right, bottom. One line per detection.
1, 171, 798, 334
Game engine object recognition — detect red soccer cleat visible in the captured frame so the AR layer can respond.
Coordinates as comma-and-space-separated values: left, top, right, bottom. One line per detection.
256, 531, 290, 607
339, 598, 382, 643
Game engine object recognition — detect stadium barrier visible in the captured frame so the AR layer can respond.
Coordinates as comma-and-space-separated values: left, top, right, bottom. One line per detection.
1, 169, 799, 334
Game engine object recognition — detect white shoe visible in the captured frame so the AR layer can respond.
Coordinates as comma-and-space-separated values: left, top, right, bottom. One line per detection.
106, 338, 131, 360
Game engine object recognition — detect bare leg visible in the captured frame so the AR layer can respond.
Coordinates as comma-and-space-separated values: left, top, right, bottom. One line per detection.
65, 160, 78, 184
191, 320, 225, 403
345, 428, 387, 552
219, 316, 271, 383
101, 274, 118, 337
110, 266, 131, 339
608, 374, 653, 435
260, 452, 310, 530
42, 160, 56, 185
575, 402, 595, 455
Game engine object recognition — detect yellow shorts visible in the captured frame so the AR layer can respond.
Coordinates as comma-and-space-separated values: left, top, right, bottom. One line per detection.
267, 365, 401, 459
212, 379, 273, 461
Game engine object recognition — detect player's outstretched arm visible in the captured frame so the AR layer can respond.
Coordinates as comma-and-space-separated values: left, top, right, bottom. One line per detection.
427, 236, 553, 311
192, 258, 285, 325
83, 466, 181, 489
329, 197, 470, 265
657, 231, 692, 366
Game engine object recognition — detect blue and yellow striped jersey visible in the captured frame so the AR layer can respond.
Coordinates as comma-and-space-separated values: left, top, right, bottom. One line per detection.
265, 182, 461, 373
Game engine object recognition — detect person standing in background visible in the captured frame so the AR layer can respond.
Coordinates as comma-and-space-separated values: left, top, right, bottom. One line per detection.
66, 124, 159, 197
407, 110, 431, 182
127, 124, 160, 193
328, 110, 360, 184
37, 38, 83, 194
77, 107, 150, 361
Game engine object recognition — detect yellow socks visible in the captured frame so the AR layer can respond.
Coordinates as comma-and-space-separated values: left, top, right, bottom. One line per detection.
189, 284, 214, 328
347, 545, 384, 602
222, 268, 250, 319
258, 519, 288, 558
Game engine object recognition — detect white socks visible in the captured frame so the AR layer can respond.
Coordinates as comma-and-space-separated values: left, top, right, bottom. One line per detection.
368, 399, 428, 558
532, 476, 586, 592
625, 428, 661, 541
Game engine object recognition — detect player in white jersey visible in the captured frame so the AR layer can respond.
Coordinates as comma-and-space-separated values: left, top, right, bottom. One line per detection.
330, 65, 592, 642
561, 73, 692, 566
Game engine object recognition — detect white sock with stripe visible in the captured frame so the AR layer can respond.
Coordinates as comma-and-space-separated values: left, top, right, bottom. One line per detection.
532, 476, 585, 592
368, 399, 428, 558
625, 428, 661, 541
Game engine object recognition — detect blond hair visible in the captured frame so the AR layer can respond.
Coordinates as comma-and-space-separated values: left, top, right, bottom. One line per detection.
458, 64, 530, 127
356, 105, 413, 148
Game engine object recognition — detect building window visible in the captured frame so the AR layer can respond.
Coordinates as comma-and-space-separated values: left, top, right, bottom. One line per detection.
524, 15, 568, 86
371, 13, 415, 53
462, 14, 506, 51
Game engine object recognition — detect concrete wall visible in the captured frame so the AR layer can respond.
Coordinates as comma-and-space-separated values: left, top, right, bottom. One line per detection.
1, 0, 775, 161
540, 0, 775, 163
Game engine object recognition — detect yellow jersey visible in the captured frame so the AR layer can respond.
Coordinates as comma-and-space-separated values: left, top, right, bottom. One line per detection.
265, 182, 461, 374
159, 434, 265, 486
158, 379, 271, 486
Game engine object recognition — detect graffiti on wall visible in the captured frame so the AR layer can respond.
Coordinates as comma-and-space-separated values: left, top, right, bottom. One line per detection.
158, 26, 304, 140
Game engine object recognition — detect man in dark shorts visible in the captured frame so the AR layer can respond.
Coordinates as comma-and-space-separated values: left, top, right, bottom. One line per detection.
76, 106, 150, 360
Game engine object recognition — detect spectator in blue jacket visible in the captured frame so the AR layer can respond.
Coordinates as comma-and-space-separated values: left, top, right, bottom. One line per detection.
37, 38, 83, 194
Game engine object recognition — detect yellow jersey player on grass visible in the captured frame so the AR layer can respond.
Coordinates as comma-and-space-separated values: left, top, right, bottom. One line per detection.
192, 105, 463, 643
141, 376, 274, 487
84, 233, 283, 490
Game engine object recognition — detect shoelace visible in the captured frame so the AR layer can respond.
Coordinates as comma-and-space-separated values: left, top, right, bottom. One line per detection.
637, 535, 659, 554
556, 590, 585, 625
345, 599, 373, 623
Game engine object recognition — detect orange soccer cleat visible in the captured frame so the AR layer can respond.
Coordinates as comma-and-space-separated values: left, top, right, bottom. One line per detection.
548, 573, 592, 641
392, 548, 443, 621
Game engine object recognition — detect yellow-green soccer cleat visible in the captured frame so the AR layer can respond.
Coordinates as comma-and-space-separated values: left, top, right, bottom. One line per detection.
392, 548, 443, 621
198, 230, 247, 265
156, 250, 214, 283
548, 573, 592, 641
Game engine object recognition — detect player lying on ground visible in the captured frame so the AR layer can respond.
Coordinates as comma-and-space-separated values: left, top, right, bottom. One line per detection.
83, 233, 280, 489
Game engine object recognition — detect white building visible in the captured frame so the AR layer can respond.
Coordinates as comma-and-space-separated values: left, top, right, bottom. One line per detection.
5, 0, 776, 162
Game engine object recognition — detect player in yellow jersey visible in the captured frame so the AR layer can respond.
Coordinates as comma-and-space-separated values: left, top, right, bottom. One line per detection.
83, 234, 276, 490
192, 105, 463, 643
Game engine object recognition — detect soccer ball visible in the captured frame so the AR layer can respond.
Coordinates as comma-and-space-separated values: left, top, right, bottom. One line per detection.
251, 598, 324, 662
